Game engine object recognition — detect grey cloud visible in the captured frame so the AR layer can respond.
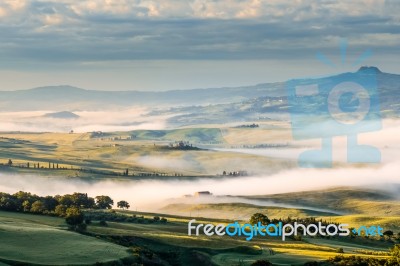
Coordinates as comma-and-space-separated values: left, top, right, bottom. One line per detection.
0, 1, 398, 66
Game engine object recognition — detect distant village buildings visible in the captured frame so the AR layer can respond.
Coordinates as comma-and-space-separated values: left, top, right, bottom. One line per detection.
194, 191, 212, 197
222, 170, 248, 176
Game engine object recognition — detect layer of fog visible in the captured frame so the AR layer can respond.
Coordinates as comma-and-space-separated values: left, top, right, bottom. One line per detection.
0, 108, 173, 132
163, 196, 345, 215
0, 115, 398, 215
215, 119, 400, 164
0, 156, 399, 213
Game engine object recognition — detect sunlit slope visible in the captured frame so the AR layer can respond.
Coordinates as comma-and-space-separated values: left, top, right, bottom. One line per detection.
0, 211, 129, 265
0, 129, 295, 176
86, 210, 392, 266
160, 187, 400, 231
245, 187, 400, 216
0, 208, 394, 266
131, 128, 225, 143
221, 122, 292, 145
160, 203, 339, 220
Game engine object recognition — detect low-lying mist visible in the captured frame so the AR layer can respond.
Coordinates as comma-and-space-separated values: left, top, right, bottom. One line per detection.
0, 158, 399, 212
0, 108, 172, 132
215, 119, 400, 164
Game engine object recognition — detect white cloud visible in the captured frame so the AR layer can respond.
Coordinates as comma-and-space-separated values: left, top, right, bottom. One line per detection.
0, 0, 390, 21
4, 0, 27, 10
0, 0, 398, 83
0, 0, 26, 18
42, 13, 63, 25
0, 7, 7, 17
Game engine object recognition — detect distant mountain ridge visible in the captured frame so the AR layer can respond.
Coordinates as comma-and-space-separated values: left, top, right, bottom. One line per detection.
0, 67, 399, 115
0, 83, 285, 111
43, 111, 80, 119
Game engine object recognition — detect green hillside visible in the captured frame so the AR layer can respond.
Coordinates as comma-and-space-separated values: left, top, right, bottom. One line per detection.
0, 211, 130, 265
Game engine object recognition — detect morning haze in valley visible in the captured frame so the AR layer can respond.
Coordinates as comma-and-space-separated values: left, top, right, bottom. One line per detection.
0, 1, 399, 265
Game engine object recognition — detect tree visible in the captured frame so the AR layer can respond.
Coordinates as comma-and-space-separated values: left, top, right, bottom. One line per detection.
0, 193, 18, 211
30, 200, 45, 213
7, 159, 12, 166
71, 193, 95, 208
22, 200, 31, 212
250, 213, 270, 225
117, 200, 130, 210
383, 230, 394, 237
43, 196, 58, 212
55, 204, 67, 216
95, 195, 114, 209
251, 260, 272, 266
58, 194, 74, 207
65, 207, 84, 230
387, 244, 400, 265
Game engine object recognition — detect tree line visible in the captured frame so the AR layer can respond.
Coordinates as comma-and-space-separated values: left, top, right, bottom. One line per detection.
3, 158, 184, 178
0, 190, 168, 231
0, 191, 129, 230
0, 191, 121, 214
250, 213, 400, 242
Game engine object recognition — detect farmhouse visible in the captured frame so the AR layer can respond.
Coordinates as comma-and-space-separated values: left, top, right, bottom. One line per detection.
194, 191, 212, 197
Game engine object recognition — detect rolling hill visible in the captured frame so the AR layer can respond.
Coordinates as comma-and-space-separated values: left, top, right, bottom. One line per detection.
43, 111, 80, 119
0, 67, 399, 121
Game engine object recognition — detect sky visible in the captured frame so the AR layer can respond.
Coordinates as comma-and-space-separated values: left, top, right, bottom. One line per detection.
0, 0, 399, 91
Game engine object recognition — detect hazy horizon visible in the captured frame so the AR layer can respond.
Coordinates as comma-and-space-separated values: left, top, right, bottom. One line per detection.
0, 1, 400, 91
1, 64, 397, 92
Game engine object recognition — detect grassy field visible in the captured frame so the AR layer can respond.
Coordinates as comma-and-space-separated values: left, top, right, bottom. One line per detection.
0, 128, 399, 265
0, 129, 294, 177
160, 203, 341, 221
83, 209, 395, 266
0, 211, 130, 265
158, 187, 400, 231
245, 187, 400, 216
0, 203, 397, 265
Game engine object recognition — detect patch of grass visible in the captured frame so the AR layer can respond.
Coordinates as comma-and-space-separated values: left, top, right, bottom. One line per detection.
160, 202, 340, 221
0, 211, 130, 265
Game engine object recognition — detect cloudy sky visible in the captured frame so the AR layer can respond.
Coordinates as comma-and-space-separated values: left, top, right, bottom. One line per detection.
0, 0, 399, 91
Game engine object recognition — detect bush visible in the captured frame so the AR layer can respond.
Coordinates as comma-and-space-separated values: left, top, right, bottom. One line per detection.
387, 244, 400, 265
293, 235, 302, 241
65, 207, 84, 230
328, 255, 386, 265
303, 262, 320, 266
99, 220, 108, 226
251, 259, 272, 266
76, 223, 87, 231
249, 213, 270, 225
